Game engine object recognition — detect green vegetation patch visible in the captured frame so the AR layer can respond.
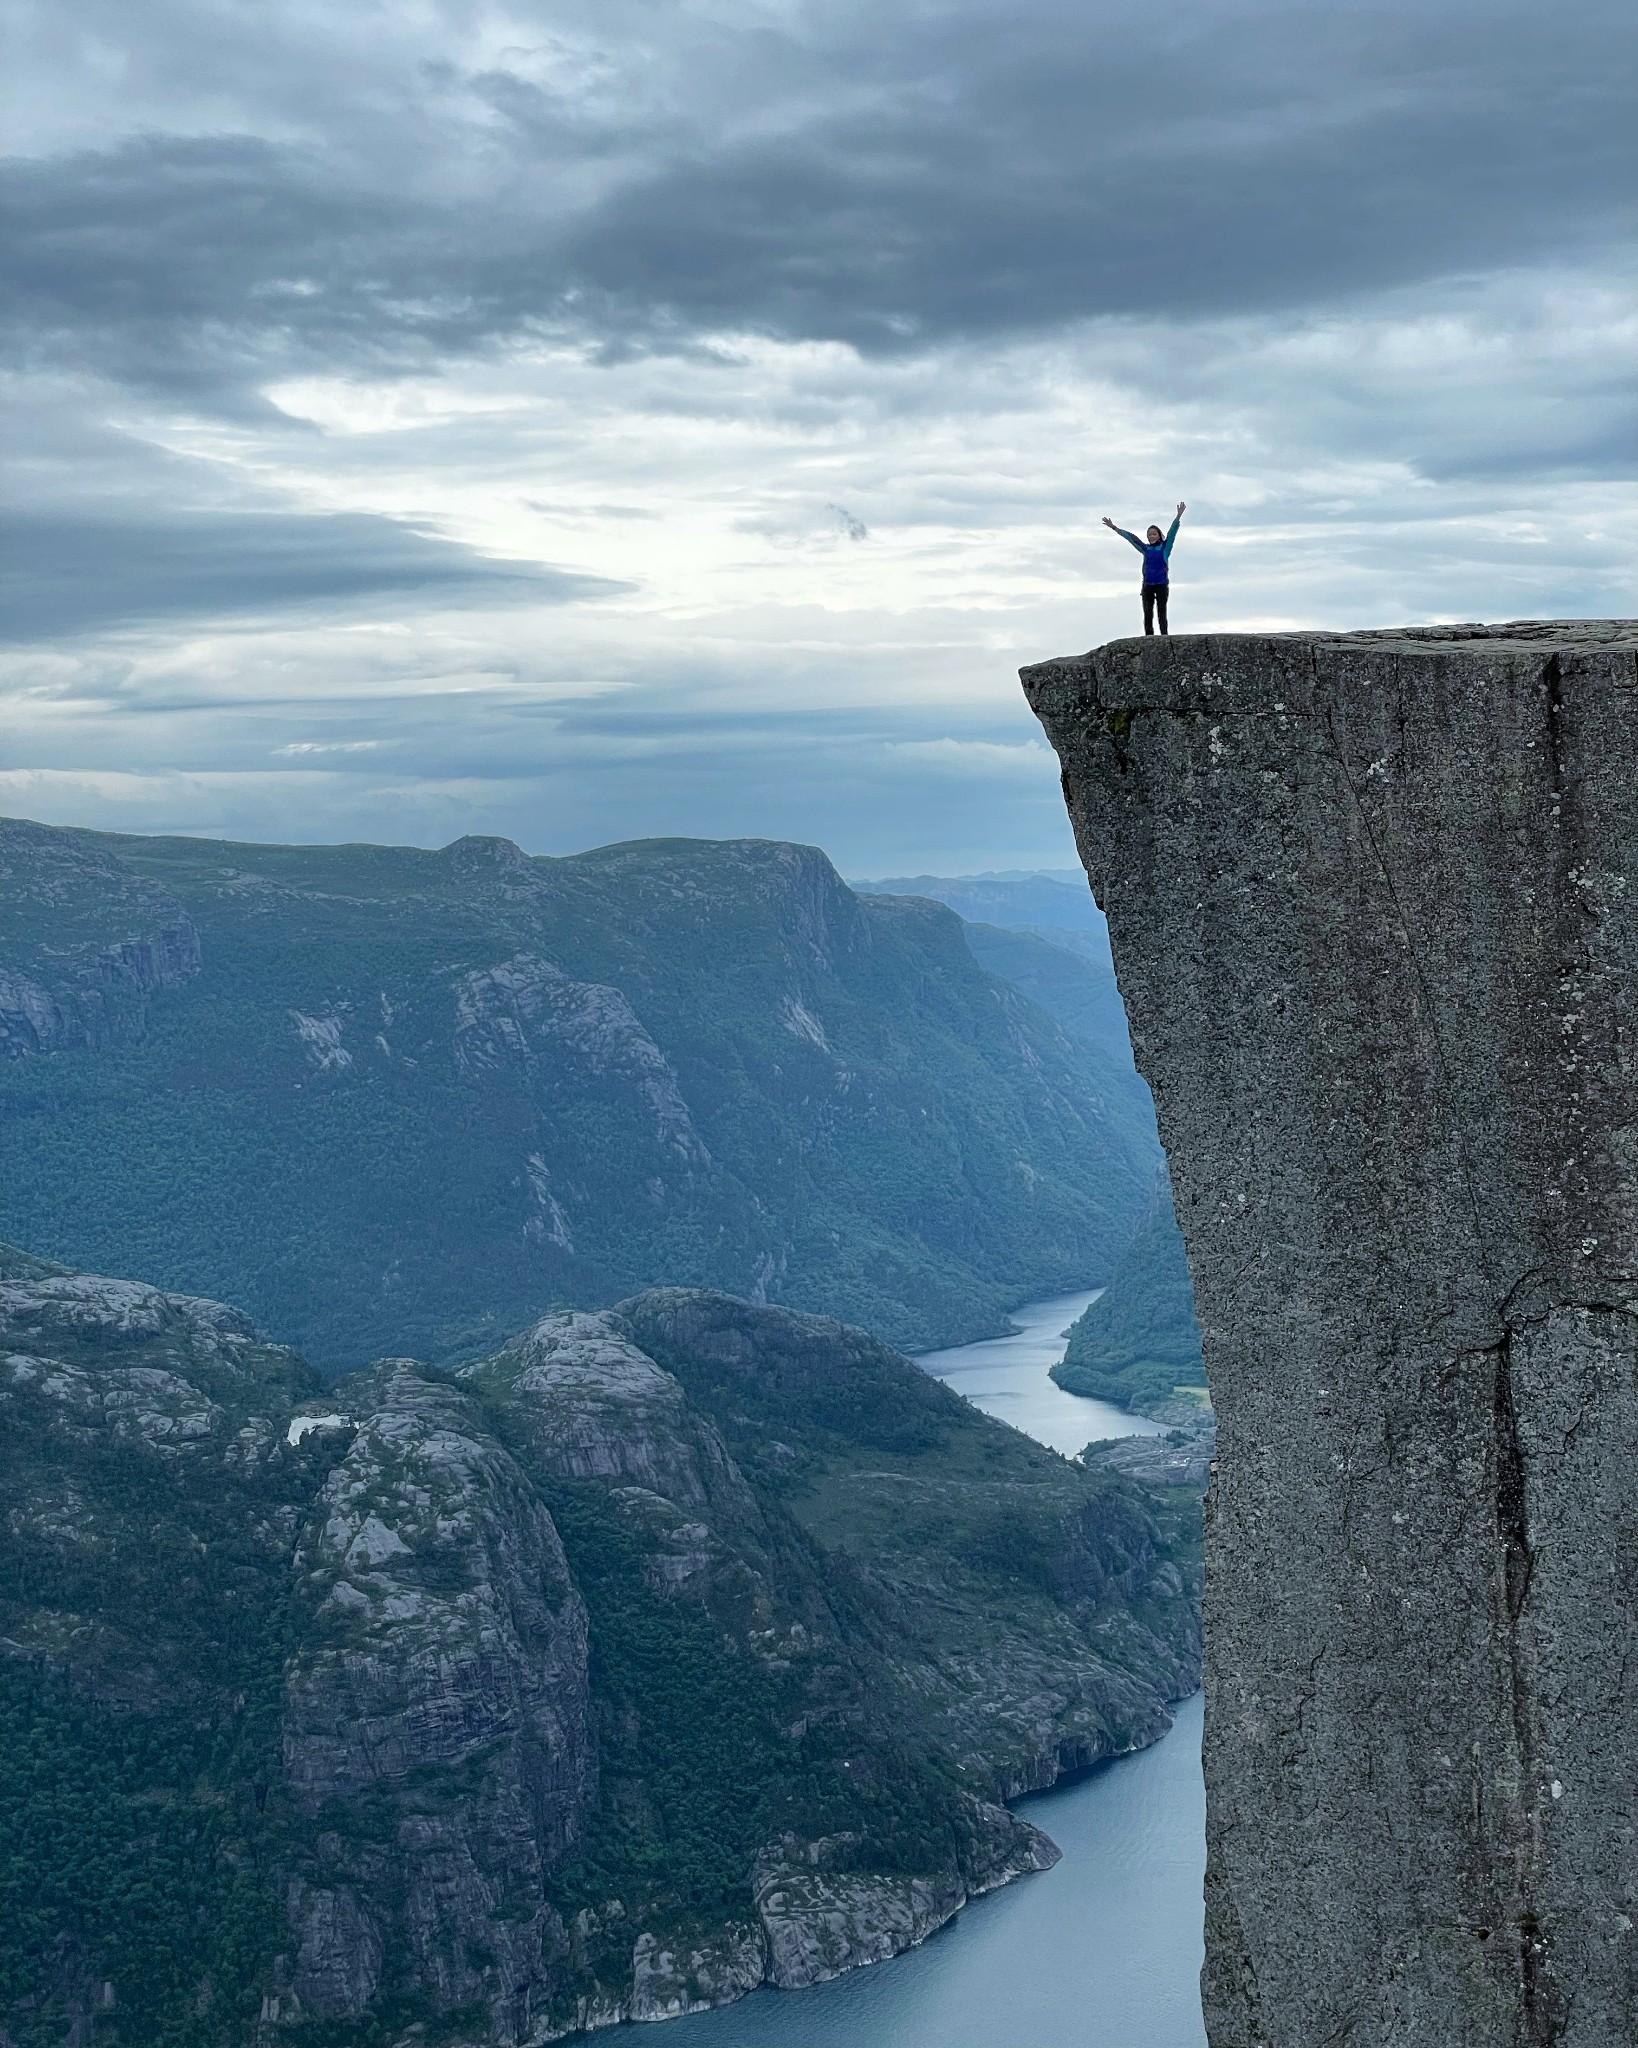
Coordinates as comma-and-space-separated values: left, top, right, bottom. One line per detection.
0, 1664, 282, 2048
536, 1481, 964, 1925
1052, 1193, 1206, 1415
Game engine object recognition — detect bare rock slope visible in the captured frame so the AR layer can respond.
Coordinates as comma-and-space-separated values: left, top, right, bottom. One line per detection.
1023, 622, 1638, 2047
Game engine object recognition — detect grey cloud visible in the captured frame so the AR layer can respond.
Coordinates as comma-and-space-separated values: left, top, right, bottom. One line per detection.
562, 1, 1635, 348
3, 0, 1633, 836
0, 136, 480, 404
0, 508, 627, 640
5, 0, 1633, 407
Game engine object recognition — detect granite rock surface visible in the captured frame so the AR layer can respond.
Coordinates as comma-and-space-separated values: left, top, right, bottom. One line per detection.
1024, 622, 1638, 2047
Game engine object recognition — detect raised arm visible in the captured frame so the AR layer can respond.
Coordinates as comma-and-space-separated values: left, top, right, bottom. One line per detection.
1102, 516, 1146, 553
1163, 501, 1185, 558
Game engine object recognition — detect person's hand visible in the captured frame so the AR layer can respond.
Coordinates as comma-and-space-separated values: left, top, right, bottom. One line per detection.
1176, 500, 1186, 515
1102, 516, 1116, 529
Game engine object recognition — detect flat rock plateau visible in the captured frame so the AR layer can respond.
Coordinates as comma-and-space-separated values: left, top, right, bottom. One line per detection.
1024, 623, 1638, 2047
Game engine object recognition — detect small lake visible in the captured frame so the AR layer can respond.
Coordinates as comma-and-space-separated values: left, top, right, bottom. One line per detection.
636, 1291, 1207, 2048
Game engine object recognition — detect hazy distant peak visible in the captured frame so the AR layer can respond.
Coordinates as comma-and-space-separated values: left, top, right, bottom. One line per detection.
850, 869, 1107, 939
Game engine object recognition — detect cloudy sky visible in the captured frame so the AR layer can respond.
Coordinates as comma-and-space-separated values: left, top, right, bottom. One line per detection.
4, 0, 1635, 873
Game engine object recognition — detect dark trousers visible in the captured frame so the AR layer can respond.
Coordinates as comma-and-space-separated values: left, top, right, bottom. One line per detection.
1142, 583, 1169, 635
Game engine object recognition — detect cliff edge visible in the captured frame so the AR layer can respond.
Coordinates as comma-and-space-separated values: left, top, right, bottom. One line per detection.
1023, 622, 1638, 2047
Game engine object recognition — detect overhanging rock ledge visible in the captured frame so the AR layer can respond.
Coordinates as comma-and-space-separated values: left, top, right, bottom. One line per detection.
1023, 622, 1638, 2047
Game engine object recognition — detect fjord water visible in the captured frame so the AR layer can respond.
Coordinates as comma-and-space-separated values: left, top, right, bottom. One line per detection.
918, 1287, 1169, 1454
643, 1293, 1207, 2048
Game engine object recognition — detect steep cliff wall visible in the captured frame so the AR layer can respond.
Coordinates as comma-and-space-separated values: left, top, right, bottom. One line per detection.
1023, 623, 1638, 2047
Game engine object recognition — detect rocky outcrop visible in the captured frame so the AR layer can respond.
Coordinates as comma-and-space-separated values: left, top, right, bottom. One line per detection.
624, 1924, 765, 2022
622, 1288, 1202, 1797
461, 1307, 801, 1651
751, 1805, 1056, 1990
453, 955, 710, 1167
1024, 622, 1638, 2047
280, 1362, 595, 2031
466, 1310, 746, 1512
755, 1792, 1059, 1991
0, 817, 200, 1056
1082, 1418, 1215, 1489
0, 1242, 313, 1419
1, 1247, 1202, 2046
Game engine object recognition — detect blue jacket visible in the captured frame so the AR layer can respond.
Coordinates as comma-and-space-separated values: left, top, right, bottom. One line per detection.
1116, 515, 1180, 584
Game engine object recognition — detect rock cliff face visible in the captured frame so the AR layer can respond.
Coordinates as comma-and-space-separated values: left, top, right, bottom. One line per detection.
1023, 623, 1638, 2047
0, 1243, 1199, 2047
0, 819, 200, 1056
280, 1362, 595, 2032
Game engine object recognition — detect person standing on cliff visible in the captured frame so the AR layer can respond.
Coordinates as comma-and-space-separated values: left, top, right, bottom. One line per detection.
1103, 502, 1186, 635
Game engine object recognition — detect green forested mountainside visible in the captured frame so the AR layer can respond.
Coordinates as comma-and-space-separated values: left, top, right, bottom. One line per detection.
852, 871, 1127, 1061
0, 1250, 1201, 2045
959, 922, 1134, 1071
850, 871, 1207, 1415
1052, 1183, 1207, 1415
1, 819, 1158, 1374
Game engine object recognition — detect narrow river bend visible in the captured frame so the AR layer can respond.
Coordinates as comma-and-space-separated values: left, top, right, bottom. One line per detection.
632, 1291, 1208, 2048
917, 1286, 1169, 1455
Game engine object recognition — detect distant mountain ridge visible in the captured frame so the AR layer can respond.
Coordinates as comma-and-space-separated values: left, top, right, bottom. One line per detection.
852, 871, 1130, 1069
853, 868, 1113, 951
0, 1245, 1201, 2043
1, 820, 1157, 1373
959, 922, 1135, 1072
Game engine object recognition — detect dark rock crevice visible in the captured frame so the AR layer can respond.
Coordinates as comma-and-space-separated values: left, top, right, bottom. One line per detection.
1485, 1321, 1557, 2045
